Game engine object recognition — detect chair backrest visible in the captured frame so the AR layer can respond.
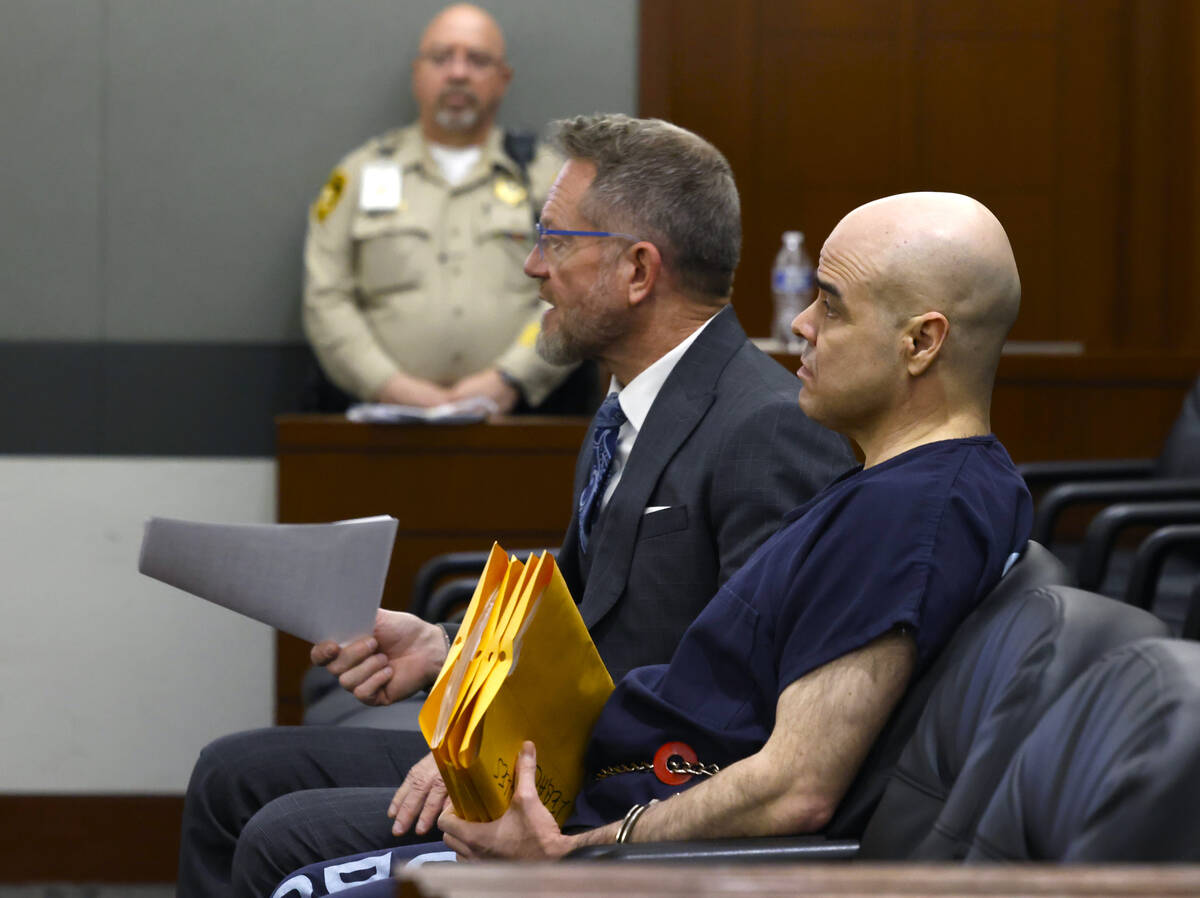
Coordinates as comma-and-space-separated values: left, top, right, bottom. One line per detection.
857, 583, 1167, 859
1157, 374, 1200, 477
826, 541, 1069, 838
1186, 579, 1200, 640
968, 637, 1200, 861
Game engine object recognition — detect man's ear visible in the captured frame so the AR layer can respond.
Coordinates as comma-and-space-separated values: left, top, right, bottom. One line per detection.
904, 311, 948, 376
625, 242, 663, 308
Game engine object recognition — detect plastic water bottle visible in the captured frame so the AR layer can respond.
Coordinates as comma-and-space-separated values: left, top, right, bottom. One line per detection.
771, 231, 814, 352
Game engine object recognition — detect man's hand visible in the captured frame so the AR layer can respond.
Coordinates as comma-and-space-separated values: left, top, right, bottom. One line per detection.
448, 368, 520, 413
375, 371, 453, 407
438, 741, 573, 860
310, 609, 448, 706
388, 752, 452, 837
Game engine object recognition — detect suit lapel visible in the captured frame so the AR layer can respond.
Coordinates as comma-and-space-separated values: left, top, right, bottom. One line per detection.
578, 305, 747, 628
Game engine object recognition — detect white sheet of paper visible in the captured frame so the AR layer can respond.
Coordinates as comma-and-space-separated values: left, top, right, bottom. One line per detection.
360, 163, 402, 211
138, 515, 398, 644
345, 396, 499, 425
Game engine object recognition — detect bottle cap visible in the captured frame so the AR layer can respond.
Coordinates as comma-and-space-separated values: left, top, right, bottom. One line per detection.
783, 231, 803, 250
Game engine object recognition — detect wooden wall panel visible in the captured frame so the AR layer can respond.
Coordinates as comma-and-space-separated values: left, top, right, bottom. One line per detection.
1165, 1, 1200, 351
640, 0, 1200, 357
920, 0, 1058, 32
918, 40, 1058, 190
0, 795, 182, 882
1124, 0, 1172, 349
641, 0, 1200, 461
787, 0, 900, 30
639, 1, 756, 191
750, 3, 913, 327
1057, 0, 1125, 350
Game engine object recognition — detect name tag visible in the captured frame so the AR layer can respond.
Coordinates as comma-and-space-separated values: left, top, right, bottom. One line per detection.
360, 163, 402, 211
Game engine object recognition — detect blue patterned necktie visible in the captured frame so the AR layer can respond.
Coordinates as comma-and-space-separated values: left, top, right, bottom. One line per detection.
577, 393, 627, 554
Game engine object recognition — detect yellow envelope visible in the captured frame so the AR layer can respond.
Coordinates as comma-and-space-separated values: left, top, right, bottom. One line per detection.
454, 552, 552, 819
448, 555, 531, 769
421, 543, 508, 822
420, 543, 508, 750
429, 549, 614, 825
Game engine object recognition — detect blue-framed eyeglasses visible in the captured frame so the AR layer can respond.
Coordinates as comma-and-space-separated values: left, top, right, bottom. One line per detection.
534, 222, 643, 260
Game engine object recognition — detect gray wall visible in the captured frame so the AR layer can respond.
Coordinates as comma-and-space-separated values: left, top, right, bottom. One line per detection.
0, 0, 637, 452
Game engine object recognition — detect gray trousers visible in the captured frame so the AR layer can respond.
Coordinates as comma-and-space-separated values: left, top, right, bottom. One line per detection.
177, 724, 430, 898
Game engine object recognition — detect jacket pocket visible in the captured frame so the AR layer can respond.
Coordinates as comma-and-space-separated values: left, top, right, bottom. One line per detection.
353, 214, 432, 297
637, 505, 689, 540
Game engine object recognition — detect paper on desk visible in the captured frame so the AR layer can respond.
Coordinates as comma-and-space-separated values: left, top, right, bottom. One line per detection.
137, 515, 398, 644
346, 396, 499, 425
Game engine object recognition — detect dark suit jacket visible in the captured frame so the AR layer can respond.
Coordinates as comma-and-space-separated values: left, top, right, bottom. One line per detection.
559, 305, 854, 682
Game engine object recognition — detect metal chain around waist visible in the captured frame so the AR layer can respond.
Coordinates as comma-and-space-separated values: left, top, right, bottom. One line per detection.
594, 756, 721, 781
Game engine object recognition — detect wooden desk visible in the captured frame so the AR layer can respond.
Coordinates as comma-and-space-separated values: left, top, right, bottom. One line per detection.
275, 414, 588, 724
398, 861, 1200, 897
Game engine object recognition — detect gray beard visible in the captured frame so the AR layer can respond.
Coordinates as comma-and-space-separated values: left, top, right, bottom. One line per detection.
535, 328, 585, 366
434, 105, 481, 133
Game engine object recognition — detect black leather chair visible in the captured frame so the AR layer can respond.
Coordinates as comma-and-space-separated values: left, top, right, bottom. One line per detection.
1022, 374, 1200, 600
858, 585, 1166, 859
824, 541, 1069, 840
1073, 501, 1200, 589
968, 637, 1200, 861
569, 541, 1074, 862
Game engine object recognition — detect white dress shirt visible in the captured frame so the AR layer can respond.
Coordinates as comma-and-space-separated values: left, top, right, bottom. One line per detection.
600, 310, 721, 509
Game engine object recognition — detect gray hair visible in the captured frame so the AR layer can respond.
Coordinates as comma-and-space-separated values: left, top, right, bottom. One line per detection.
551, 114, 741, 299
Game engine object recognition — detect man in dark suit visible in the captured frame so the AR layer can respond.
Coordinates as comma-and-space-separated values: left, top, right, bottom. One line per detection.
177, 114, 851, 898
559, 303, 840, 683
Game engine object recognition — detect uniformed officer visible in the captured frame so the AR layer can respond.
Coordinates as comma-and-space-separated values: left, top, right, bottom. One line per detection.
303, 3, 570, 412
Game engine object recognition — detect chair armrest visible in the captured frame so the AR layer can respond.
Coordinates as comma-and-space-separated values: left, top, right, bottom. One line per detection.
1124, 523, 1200, 610
1019, 458, 1155, 491
410, 548, 558, 619
1030, 478, 1200, 547
1075, 501, 1200, 592
565, 835, 860, 863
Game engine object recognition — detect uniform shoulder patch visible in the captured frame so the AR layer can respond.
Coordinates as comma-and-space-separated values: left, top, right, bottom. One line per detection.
313, 167, 347, 222
494, 175, 528, 207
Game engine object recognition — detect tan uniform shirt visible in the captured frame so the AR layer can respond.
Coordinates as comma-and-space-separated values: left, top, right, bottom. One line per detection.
302, 124, 569, 404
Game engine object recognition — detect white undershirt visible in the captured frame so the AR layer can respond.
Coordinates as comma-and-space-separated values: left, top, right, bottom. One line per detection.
428, 142, 482, 186
600, 310, 722, 508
